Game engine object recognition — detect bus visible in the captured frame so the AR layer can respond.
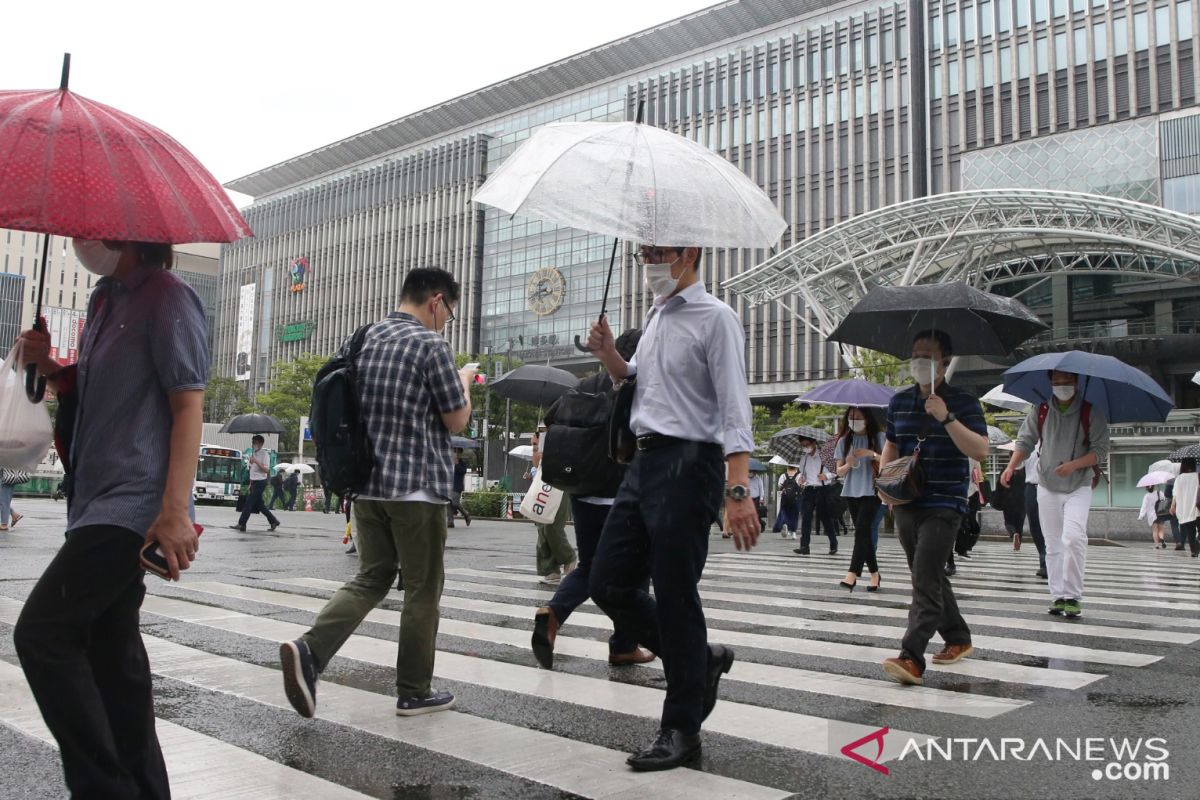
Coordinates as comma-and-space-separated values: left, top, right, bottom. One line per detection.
194, 444, 248, 503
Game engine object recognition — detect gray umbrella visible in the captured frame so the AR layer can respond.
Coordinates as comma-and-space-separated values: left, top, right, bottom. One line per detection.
450, 436, 480, 450
770, 426, 830, 463
490, 364, 579, 408
828, 283, 1048, 359
219, 413, 285, 434
987, 425, 1012, 446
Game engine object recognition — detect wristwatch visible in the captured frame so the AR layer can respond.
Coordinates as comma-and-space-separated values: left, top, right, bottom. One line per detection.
943, 411, 957, 425
725, 484, 750, 501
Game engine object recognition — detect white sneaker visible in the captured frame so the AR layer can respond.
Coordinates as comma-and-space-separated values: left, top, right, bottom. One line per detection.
789, 532, 798, 540
538, 572, 561, 585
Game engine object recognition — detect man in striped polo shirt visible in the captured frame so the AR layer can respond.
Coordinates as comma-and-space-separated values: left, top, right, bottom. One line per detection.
880, 330, 988, 686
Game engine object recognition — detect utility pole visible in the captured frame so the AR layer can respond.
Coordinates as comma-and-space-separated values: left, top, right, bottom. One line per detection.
482, 345, 491, 485
502, 339, 513, 477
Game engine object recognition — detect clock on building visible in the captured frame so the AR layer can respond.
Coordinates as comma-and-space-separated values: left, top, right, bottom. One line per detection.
526, 267, 566, 316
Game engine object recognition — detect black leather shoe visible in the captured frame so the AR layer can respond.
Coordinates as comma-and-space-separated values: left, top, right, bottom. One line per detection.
702, 645, 735, 721
531, 607, 558, 669
627, 728, 701, 771
944, 563, 957, 576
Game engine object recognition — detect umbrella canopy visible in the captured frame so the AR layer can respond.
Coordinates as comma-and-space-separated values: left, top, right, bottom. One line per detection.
795, 379, 896, 408
1138, 471, 1176, 488
1193, 370, 1200, 387
1149, 459, 1181, 476
987, 425, 1012, 446
748, 457, 767, 473
770, 426, 829, 463
768, 455, 792, 466
1002, 351, 1173, 423
981, 384, 1031, 412
450, 436, 480, 450
996, 441, 1018, 452
275, 463, 315, 475
0, 85, 251, 245
828, 283, 1048, 360
490, 364, 579, 408
509, 445, 534, 461
219, 413, 286, 435
473, 121, 787, 248
1168, 444, 1200, 462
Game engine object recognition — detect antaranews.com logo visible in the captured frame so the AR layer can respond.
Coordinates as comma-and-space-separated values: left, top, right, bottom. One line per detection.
830, 723, 1170, 783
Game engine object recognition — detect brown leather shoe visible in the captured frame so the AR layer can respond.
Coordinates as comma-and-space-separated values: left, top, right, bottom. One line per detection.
531, 607, 559, 669
931, 643, 974, 665
608, 647, 656, 666
882, 656, 924, 685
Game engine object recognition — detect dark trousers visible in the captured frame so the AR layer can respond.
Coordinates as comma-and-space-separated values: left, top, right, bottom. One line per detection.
1024, 483, 1047, 569
14, 526, 170, 800
1183, 521, 1199, 555
815, 485, 842, 545
238, 479, 280, 528
894, 505, 972, 671
798, 488, 819, 547
773, 503, 798, 532
548, 497, 641, 654
1002, 502, 1026, 537
447, 490, 468, 527
589, 440, 723, 735
284, 486, 298, 511
847, 496, 882, 576
268, 485, 286, 509
1170, 514, 1183, 545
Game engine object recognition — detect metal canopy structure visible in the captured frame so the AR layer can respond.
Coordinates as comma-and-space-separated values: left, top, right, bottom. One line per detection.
724, 189, 1200, 339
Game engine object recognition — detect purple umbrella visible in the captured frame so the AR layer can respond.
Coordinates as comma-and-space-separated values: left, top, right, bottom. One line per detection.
796, 379, 897, 408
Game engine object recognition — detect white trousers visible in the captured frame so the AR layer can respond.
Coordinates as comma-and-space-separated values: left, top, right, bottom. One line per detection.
1037, 484, 1092, 601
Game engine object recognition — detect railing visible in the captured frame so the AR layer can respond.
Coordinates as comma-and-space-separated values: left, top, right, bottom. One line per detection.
1026, 319, 1200, 342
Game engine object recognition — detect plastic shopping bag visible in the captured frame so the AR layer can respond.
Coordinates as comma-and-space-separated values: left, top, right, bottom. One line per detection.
0, 343, 54, 472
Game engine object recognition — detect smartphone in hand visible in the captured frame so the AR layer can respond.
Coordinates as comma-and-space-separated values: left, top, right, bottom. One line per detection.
140, 523, 203, 579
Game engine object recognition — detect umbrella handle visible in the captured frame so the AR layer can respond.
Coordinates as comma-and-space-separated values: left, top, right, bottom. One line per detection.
25, 364, 46, 404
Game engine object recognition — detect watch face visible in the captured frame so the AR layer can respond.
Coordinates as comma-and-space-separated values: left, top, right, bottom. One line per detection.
527, 267, 566, 316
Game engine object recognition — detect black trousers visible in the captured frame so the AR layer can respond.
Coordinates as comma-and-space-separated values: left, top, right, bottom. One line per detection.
846, 495, 882, 576
894, 505, 972, 671
589, 440, 723, 735
1024, 483, 1047, 568
14, 525, 170, 800
238, 479, 279, 528
1183, 520, 1199, 555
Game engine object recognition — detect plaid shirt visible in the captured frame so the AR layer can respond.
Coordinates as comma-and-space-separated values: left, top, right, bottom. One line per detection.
346, 312, 466, 500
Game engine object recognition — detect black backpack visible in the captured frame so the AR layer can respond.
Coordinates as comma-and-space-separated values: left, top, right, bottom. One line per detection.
539, 372, 626, 497
310, 324, 375, 496
780, 474, 800, 507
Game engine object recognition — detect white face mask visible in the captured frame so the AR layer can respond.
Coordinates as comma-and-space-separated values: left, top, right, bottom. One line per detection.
1052, 384, 1076, 402
849, 420, 866, 434
910, 358, 937, 385
803, 445, 816, 455
643, 257, 682, 299
73, 239, 121, 277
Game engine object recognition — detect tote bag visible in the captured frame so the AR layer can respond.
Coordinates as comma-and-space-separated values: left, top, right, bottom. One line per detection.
519, 480, 564, 525
0, 343, 54, 472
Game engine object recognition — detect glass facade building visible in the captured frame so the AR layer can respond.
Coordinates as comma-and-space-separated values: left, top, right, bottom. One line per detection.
218, 0, 1200, 409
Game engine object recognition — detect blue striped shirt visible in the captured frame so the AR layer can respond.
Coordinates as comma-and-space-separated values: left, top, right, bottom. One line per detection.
885, 384, 986, 513
69, 267, 210, 536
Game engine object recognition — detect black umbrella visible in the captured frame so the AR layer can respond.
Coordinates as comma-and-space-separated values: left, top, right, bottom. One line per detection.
770, 426, 830, 464
828, 283, 1048, 359
490, 364, 579, 408
1168, 444, 1200, 462
451, 435, 480, 450
219, 413, 285, 435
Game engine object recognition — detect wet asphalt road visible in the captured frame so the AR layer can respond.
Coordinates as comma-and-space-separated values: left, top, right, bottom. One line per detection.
1, 497, 1199, 799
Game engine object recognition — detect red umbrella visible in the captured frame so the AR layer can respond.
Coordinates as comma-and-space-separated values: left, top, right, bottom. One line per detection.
0, 55, 252, 400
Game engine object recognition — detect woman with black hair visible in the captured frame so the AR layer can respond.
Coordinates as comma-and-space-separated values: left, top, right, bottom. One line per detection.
835, 406, 886, 591
1170, 458, 1199, 556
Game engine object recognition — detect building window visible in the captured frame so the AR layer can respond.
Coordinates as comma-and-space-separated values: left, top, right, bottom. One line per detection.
1181, 1, 1194, 39
1001, 45, 1013, 81
1094, 21, 1108, 60
1074, 27, 1088, 65
1157, 4, 1172, 47
1114, 15, 1129, 56
981, 1, 995, 37
1134, 11, 1149, 50
932, 10, 943, 50
1017, 0, 1030, 28
947, 10, 959, 47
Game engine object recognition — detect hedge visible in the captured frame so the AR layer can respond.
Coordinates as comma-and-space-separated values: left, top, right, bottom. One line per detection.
462, 490, 508, 518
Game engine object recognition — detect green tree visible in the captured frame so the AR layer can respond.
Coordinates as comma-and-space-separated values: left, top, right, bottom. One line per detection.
203, 376, 253, 423
849, 348, 908, 386
779, 403, 842, 434
255, 354, 329, 452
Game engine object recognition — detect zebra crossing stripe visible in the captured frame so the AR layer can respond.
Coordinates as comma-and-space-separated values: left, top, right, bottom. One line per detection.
428, 570, 1163, 666
176, 581, 1029, 720
0, 596, 804, 800
284, 577, 1103, 690
0, 659, 374, 800
131, 594, 935, 762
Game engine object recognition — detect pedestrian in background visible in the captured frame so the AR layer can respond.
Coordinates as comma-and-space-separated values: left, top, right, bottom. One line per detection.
1165, 477, 1184, 550
280, 267, 474, 718
835, 406, 884, 592
1003, 369, 1110, 619
231, 436, 281, 532
586, 243, 758, 771
790, 437, 836, 556
283, 469, 300, 511
1138, 484, 1168, 549
268, 468, 286, 509
447, 450, 472, 528
748, 469, 767, 530
15, 239, 207, 799
528, 426, 576, 584
1170, 458, 1199, 556
1023, 448, 1048, 578
880, 330, 988, 686
0, 468, 27, 530
774, 465, 800, 539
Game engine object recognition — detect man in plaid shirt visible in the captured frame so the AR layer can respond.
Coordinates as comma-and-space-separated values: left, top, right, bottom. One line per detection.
280, 268, 475, 718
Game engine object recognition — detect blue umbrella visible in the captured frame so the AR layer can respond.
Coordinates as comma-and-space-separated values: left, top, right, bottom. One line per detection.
1002, 351, 1173, 423
748, 457, 766, 473
796, 379, 896, 408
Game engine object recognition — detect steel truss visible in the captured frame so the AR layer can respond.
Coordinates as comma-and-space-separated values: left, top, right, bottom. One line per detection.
724, 189, 1200, 338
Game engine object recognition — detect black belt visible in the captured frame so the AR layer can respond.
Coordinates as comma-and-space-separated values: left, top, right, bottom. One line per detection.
636, 434, 720, 452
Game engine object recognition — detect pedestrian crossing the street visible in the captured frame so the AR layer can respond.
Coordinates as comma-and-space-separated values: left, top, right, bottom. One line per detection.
1, 538, 1195, 798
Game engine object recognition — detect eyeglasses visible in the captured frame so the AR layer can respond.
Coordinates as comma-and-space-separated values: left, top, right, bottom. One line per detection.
633, 247, 679, 267
440, 295, 456, 324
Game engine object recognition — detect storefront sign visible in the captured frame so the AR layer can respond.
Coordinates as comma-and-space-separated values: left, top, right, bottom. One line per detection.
277, 320, 316, 342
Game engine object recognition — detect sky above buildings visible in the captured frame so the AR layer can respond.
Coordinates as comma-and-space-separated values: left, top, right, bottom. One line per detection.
2, 0, 717, 204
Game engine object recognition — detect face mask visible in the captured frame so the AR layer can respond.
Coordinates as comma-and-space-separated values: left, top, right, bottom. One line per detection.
803, 445, 816, 454
1052, 385, 1075, 402
643, 257, 682, 299
73, 239, 121, 277
910, 358, 937, 385
849, 420, 866, 434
